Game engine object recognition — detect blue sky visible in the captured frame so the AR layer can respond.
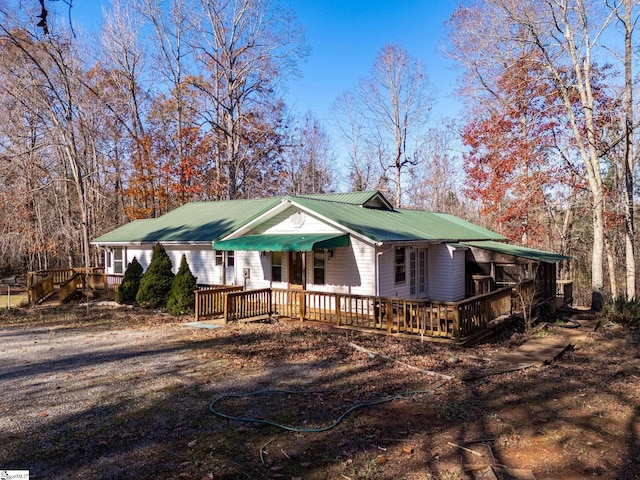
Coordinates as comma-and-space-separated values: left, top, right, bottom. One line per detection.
68, 0, 461, 122
66, 0, 462, 181
280, 1, 462, 122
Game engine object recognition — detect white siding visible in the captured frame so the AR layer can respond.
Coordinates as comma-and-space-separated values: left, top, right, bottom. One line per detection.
234, 251, 272, 289
377, 247, 410, 298
107, 245, 224, 286
126, 247, 152, 272
451, 249, 466, 301
307, 237, 375, 295
254, 208, 341, 235
428, 244, 466, 302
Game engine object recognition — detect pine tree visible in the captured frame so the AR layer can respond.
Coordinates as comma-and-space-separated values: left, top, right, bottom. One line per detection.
167, 255, 198, 315
115, 257, 143, 305
136, 242, 175, 308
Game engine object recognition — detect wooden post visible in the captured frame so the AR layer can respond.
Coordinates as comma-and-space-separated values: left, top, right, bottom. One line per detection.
298, 291, 306, 320
223, 293, 229, 325
386, 299, 393, 333
335, 294, 341, 326
453, 306, 461, 341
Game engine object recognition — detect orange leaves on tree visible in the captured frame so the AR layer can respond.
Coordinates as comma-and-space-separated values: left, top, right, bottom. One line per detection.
160, 126, 210, 204
461, 53, 560, 245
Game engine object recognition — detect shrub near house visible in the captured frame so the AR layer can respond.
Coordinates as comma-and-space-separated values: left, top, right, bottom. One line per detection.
136, 243, 175, 309
167, 255, 197, 315
116, 257, 143, 305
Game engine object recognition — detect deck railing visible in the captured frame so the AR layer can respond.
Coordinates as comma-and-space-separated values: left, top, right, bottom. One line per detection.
557, 280, 573, 305
27, 275, 54, 305
224, 288, 271, 323
85, 273, 123, 292
27, 267, 548, 341
194, 286, 244, 321
27, 269, 122, 305
267, 287, 515, 340
453, 286, 513, 338
59, 273, 83, 303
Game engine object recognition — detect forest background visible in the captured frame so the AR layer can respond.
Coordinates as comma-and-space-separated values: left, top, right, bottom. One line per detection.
0, 0, 638, 309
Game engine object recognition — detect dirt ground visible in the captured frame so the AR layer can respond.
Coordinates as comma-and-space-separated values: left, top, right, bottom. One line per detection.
0, 303, 639, 480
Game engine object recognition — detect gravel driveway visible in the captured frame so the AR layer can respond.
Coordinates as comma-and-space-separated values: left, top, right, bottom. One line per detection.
0, 314, 228, 478
0, 309, 367, 479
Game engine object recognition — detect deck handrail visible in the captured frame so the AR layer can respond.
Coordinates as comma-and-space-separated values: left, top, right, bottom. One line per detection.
451, 286, 513, 339
59, 273, 83, 303
194, 286, 244, 321
224, 288, 271, 323
28, 274, 54, 305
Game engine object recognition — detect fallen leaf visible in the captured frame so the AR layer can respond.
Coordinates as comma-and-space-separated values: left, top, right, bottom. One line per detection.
38, 412, 48, 418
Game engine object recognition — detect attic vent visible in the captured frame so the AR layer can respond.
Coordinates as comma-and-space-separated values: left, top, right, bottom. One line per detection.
290, 211, 305, 228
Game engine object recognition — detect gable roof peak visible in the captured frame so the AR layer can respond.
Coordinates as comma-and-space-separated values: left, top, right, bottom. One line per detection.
288, 190, 394, 210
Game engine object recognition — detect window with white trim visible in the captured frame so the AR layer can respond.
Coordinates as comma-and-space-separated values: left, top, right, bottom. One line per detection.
271, 252, 282, 282
395, 247, 406, 284
113, 247, 125, 274
313, 250, 326, 285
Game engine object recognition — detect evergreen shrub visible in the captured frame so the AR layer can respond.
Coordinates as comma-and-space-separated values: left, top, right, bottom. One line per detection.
167, 255, 197, 315
115, 257, 143, 305
136, 242, 174, 308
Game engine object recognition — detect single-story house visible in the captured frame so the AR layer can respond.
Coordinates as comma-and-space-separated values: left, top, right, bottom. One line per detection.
92, 191, 568, 304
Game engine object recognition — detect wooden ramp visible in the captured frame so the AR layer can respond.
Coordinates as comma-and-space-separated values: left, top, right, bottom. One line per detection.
182, 320, 225, 330
463, 313, 599, 381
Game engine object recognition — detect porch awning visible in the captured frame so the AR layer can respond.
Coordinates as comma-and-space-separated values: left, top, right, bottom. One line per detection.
463, 240, 570, 264
213, 233, 350, 252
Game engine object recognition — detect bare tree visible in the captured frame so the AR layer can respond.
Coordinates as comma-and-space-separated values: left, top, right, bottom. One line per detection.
190, 0, 308, 200
283, 112, 336, 195
335, 44, 432, 207
447, 0, 625, 310
406, 119, 465, 215
609, 0, 636, 300
333, 91, 372, 192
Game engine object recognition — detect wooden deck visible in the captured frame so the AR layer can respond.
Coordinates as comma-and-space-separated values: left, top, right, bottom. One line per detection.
28, 268, 572, 342
27, 268, 122, 306
194, 286, 528, 342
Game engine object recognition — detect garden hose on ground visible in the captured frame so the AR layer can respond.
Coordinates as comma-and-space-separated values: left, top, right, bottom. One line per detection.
556, 317, 581, 328
209, 383, 446, 433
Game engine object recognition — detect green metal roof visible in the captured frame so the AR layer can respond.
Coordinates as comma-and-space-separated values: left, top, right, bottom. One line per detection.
92, 190, 509, 247
293, 191, 392, 208
289, 197, 507, 243
92, 198, 279, 244
463, 240, 570, 264
213, 233, 350, 252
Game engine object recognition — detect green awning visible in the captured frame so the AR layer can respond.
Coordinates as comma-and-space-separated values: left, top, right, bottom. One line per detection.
463, 240, 570, 264
213, 233, 350, 252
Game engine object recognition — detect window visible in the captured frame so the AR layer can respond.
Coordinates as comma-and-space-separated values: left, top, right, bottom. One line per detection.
271, 252, 282, 282
313, 250, 326, 285
418, 250, 427, 295
395, 247, 406, 284
215, 250, 223, 266
226, 251, 234, 267
113, 247, 124, 274
409, 251, 416, 295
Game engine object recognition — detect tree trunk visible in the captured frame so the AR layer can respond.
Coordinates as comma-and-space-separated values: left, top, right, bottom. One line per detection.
622, 0, 636, 300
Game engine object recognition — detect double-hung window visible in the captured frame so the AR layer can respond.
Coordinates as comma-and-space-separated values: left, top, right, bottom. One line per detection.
313, 251, 326, 285
271, 252, 282, 282
395, 247, 406, 284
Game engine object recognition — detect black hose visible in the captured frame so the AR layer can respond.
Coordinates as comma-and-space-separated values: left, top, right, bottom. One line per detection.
209, 384, 445, 433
